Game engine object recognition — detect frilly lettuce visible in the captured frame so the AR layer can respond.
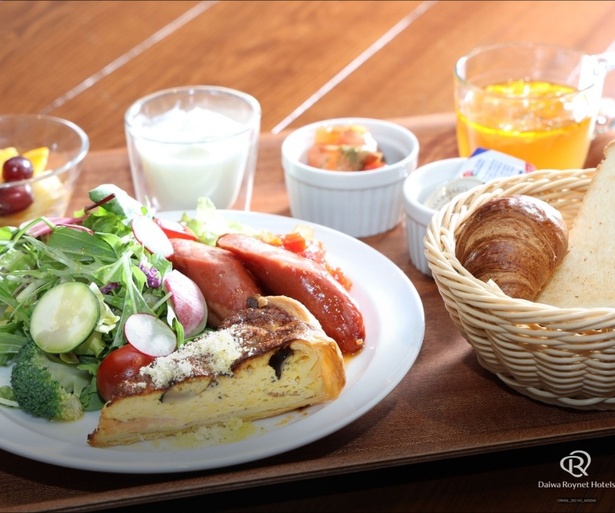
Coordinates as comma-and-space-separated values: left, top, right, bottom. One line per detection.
181, 197, 264, 246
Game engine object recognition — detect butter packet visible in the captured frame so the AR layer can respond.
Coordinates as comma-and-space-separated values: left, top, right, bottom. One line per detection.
458, 148, 535, 181
423, 149, 535, 210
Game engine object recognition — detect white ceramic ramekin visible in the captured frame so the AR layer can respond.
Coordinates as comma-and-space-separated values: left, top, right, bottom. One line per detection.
403, 158, 465, 275
281, 118, 419, 238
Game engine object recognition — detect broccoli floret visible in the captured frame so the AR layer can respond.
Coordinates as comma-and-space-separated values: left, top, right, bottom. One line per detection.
10, 339, 93, 421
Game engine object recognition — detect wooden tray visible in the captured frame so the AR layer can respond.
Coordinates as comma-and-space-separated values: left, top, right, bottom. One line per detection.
3, 114, 615, 512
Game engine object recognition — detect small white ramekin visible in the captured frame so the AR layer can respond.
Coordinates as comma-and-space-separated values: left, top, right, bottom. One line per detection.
281, 118, 419, 238
403, 158, 465, 276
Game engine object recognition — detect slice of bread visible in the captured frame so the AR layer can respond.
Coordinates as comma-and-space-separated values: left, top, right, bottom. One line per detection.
537, 141, 615, 308
88, 295, 346, 447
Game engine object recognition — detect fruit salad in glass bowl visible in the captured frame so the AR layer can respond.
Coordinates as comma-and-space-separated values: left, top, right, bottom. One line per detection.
0, 114, 89, 227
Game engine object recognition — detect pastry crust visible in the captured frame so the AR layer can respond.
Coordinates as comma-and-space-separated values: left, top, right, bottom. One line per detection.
88, 295, 346, 447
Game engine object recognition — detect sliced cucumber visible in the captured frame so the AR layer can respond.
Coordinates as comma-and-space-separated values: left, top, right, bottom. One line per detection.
30, 282, 100, 354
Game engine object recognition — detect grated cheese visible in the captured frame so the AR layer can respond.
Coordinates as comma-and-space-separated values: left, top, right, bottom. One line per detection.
141, 329, 243, 388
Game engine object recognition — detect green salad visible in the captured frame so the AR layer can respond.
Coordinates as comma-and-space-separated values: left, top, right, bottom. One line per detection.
0, 184, 260, 421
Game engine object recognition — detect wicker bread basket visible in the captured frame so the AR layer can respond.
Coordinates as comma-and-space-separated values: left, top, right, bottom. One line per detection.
423, 167, 615, 411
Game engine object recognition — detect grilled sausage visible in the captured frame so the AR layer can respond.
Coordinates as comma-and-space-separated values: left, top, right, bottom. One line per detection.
169, 238, 262, 327
217, 233, 365, 354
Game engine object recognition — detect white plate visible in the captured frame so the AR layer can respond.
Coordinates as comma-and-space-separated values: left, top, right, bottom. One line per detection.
0, 211, 424, 474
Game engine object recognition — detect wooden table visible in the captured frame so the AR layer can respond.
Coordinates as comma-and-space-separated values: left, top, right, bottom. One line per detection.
2, 115, 614, 513
3, 2, 615, 512
4, 1, 615, 151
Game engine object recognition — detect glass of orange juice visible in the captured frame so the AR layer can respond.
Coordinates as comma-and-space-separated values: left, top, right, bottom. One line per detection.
454, 42, 614, 170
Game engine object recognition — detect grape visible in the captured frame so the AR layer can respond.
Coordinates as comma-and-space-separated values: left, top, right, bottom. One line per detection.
0, 184, 34, 215
3, 156, 34, 182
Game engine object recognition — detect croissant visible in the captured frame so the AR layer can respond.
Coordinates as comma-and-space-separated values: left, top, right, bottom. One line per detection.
455, 195, 568, 301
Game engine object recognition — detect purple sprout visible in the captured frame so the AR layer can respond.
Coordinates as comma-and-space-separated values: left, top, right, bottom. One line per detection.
139, 260, 162, 288
100, 282, 119, 294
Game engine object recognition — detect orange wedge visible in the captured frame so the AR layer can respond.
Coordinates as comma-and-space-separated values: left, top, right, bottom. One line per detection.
22, 146, 50, 175
0, 147, 19, 165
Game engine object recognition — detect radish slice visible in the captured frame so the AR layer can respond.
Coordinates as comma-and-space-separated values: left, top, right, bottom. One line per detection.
164, 269, 208, 337
154, 217, 197, 241
124, 313, 177, 357
132, 214, 174, 257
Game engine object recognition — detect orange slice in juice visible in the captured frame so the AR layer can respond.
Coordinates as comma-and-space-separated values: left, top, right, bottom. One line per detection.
22, 147, 50, 176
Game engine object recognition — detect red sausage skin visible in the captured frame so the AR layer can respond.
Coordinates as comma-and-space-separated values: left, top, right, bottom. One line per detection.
169, 238, 262, 327
217, 233, 365, 354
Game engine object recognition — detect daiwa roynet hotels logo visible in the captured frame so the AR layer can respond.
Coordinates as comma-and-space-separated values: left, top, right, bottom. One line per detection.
560, 450, 591, 479
538, 449, 614, 503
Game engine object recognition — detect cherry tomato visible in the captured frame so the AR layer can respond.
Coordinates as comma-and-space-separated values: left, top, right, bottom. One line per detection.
154, 218, 197, 241
362, 152, 386, 170
281, 232, 308, 253
97, 344, 155, 401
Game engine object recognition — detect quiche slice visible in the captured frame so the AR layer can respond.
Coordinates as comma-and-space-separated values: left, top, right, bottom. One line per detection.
87, 295, 346, 447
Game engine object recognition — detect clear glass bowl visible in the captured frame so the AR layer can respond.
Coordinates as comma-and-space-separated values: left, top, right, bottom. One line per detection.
0, 114, 89, 227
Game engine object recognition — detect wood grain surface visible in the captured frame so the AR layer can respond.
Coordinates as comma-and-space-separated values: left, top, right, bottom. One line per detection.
3, 1, 615, 150
3, 2, 615, 512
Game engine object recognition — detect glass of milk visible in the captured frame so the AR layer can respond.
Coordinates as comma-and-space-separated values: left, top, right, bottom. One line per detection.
125, 86, 261, 212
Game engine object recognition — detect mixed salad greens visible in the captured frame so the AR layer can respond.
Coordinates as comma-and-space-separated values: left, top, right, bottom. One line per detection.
0, 184, 263, 421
